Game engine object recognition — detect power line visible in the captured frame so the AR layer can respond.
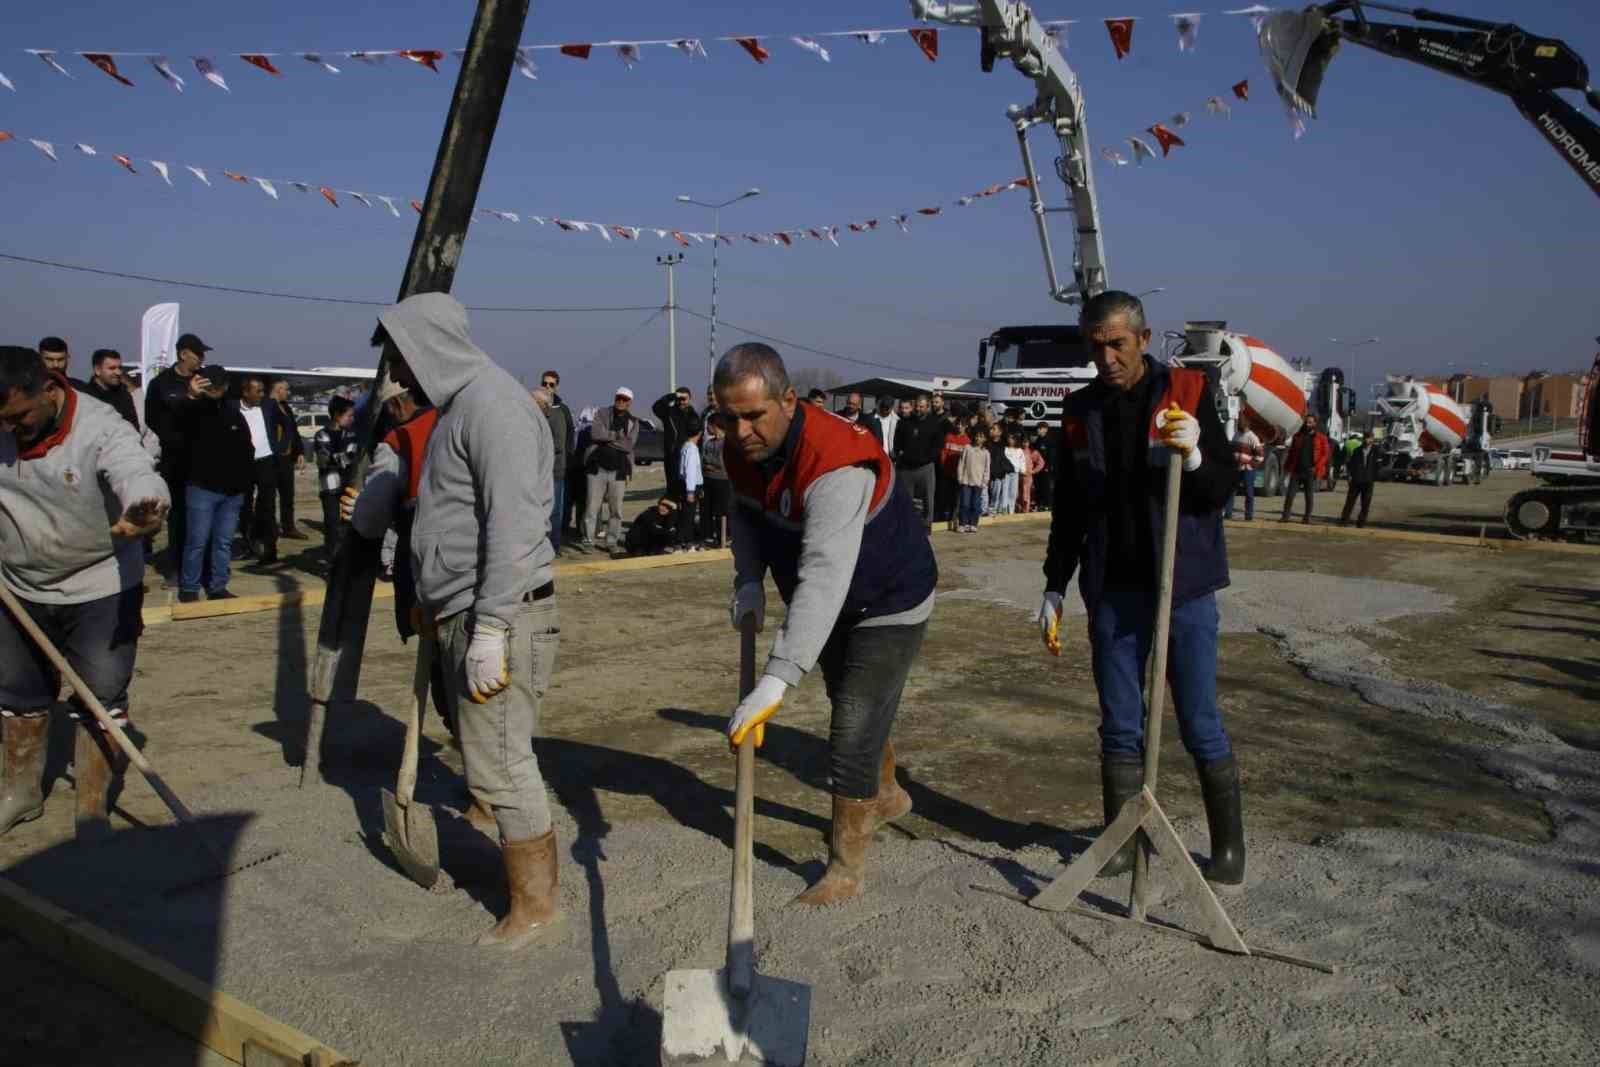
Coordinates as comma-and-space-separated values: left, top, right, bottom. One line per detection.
0, 251, 662, 313
675, 308, 936, 377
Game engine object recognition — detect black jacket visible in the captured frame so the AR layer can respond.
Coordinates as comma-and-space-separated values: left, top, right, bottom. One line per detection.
986, 440, 1012, 479
81, 379, 140, 432
652, 393, 700, 467
1044, 357, 1236, 613
1346, 445, 1381, 485
145, 367, 194, 454
269, 400, 303, 459
893, 412, 944, 467
179, 396, 255, 495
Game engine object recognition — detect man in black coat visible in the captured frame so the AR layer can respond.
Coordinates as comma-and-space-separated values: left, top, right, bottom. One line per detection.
1339, 431, 1382, 528
143, 332, 210, 577
892, 393, 944, 530
81, 349, 140, 431
652, 386, 699, 500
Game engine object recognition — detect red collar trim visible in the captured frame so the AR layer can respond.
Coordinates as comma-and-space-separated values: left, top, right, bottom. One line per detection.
18, 373, 77, 460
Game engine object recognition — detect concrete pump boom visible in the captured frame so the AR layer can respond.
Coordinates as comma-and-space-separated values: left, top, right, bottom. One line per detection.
912, 0, 1109, 305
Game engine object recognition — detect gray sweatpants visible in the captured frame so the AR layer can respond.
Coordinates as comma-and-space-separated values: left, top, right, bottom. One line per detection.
438, 595, 559, 843
583, 469, 625, 543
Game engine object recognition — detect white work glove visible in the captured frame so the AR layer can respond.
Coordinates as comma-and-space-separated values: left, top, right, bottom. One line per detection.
1038, 591, 1064, 657
727, 674, 788, 750
1156, 405, 1202, 472
338, 484, 360, 522
730, 580, 766, 633
465, 621, 510, 704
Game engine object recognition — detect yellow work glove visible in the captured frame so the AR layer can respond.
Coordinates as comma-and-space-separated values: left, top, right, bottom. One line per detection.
338, 484, 360, 522
1037, 591, 1064, 656
727, 674, 788, 750
1155, 404, 1202, 472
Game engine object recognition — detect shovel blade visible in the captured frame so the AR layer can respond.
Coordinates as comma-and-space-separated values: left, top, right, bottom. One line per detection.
661, 967, 810, 1066
381, 787, 440, 889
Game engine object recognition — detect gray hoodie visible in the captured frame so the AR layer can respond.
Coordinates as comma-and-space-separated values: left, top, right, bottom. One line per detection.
377, 294, 553, 630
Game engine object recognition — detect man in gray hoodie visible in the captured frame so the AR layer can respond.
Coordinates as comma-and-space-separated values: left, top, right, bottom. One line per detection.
0, 346, 169, 839
371, 294, 559, 951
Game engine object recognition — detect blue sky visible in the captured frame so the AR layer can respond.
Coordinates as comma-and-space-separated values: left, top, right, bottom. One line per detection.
2, 1, 1595, 408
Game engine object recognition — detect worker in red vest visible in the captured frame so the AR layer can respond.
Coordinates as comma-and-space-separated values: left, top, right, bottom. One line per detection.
718, 343, 938, 906
1037, 291, 1247, 892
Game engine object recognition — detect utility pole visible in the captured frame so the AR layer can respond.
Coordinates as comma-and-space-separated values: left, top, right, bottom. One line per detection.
657, 253, 683, 393
302, 0, 531, 786
675, 188, 761, 381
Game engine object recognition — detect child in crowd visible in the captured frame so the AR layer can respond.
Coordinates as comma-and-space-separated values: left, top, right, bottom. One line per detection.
1003, 432, 1026, 515
985, 423, 1010, 516
677, 422, 703, 550
1019, 433, 1045, 512
940, 418, 971, 532
624, 496, 678, 556
956, 426, 990, 532
699, 415, 730, 548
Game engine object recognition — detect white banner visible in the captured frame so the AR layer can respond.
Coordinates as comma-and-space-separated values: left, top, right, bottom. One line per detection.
139, 301, 179, 403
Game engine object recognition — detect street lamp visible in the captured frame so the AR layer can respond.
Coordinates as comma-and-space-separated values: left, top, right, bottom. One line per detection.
676, 187, 761, 380
1330, 336, 1380, 430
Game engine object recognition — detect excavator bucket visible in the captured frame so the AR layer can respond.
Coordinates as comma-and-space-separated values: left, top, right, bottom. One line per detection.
1258, 10, 1342, 116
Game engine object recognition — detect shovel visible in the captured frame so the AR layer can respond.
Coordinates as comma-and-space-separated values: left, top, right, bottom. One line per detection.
381, 635, 440, 889
0, 582, 281, 890
660, 614, 811, 1066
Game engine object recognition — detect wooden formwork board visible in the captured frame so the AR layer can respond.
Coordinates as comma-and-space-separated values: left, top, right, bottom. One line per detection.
0, 877, 355, 1066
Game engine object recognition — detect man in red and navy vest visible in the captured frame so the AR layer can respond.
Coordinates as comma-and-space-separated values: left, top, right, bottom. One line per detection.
1037, 291, 1247, 891
718, 343, 937, 906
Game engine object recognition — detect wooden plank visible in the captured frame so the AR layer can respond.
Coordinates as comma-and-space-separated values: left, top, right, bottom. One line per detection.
0, 877, 356, 1065
1140, 796, 1249, 955
1028, 789, 1154, 912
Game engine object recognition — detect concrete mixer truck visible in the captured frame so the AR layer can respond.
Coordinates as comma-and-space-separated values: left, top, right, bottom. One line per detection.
1372, 377, 1493, 486
1162, 322, 1321, 496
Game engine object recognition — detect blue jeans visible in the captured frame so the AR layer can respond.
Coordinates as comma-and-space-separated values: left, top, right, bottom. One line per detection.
958, 485, 984, 526
1225, 469, 1256, 519
183, 486, 243, 595
1089, 587, 1231, 763
549, 477, 565, 551
986, 480, 1004, 515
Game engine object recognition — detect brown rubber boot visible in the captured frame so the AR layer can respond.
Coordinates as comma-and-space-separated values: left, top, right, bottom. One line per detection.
74, 725, 127, 842
874, 740, 912, 826
476, 830, 559, 949
793, 796, 876, 906
0, 714, 49, 835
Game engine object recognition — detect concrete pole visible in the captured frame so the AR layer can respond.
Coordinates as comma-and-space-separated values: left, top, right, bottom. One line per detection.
709, 206, 720, 384
658, 253, 682, 392
303, 0, 532, 786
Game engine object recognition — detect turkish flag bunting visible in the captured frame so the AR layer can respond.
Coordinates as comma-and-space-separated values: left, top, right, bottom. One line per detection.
399, 50, 445, 71
112, 153, 137, 173
82, 53, 134, 86
775, 232, 793, 246
559, 44, 592, 59
734, 38, 770, 63
909, 28, 938, 62
671, 230, 691, 247
1148, 123, 1185, 156
240, 54, 282, 76
1104, 19, 1135, 60
222, 170, 249, 183
1232, 79, 1249, 100
0, 132, 12, 142
320, 186, 339, 207
410, 199, 424, 214
916, 207, 941, 216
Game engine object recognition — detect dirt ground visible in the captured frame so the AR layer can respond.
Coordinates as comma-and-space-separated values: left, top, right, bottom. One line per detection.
3, 477, 1598, 1064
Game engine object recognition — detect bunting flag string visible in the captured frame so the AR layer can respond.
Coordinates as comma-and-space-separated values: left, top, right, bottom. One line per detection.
0, 126, 1038, 249
0, 10, 1313, 92
1099, 75, 1251, 168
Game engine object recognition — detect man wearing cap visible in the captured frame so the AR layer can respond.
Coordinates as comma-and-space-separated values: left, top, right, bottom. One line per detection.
370, 293, 560, 950
143, 333, 211, 577
652, 385, 699, 506
717, 343, 937, 906
581, 387, 638, 553
0, 345, 169, 838
176, 365, 254, 602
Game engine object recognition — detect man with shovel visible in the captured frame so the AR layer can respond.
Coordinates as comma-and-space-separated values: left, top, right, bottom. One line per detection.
370, 294, 560, 950
1036, 291, 1247, 890
0, 345, 169, 838
717, 342, 937, 906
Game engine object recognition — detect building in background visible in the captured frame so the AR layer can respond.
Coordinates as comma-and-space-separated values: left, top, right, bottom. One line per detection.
1521, 371, 1589, 419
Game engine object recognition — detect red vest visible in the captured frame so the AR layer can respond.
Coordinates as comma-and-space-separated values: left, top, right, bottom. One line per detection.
1060, 366, 1208, 457
724, 407, 892, 524
381, 407, 439, 504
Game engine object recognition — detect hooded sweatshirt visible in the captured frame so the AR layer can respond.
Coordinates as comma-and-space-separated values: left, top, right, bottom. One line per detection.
377, 294, 554, 630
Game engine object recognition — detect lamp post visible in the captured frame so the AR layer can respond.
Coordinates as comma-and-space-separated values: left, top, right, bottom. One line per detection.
656, 253, 683, 392
1330, 336, 1380, 429
676, 188, 761, 380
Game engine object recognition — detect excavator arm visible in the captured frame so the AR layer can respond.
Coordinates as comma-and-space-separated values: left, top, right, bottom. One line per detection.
1266, 2, 1600, 198
911, 1, 1109, 304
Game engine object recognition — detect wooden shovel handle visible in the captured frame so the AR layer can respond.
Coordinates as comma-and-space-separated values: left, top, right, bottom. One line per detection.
726, 614, 758, 998
396, 637, 435, 805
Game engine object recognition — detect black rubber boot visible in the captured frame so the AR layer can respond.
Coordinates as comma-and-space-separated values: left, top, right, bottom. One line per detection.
1196, 755, 1246, 889
1098, 756, 1145, 877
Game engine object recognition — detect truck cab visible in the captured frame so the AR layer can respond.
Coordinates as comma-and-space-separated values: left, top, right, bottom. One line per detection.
976, 325, 1096, 425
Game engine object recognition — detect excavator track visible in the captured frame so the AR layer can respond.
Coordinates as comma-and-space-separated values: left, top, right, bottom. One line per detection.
1504, 484, 1600, 541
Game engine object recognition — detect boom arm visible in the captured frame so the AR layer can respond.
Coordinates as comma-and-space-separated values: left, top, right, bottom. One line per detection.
912, 1, 1108, 304
1273, 2, 1600, 198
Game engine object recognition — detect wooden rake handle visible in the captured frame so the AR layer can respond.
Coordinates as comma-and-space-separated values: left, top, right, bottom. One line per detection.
726, 614, 758, 999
